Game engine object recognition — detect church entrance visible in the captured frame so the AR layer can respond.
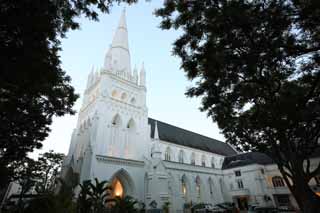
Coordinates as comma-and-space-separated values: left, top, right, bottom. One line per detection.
112, 178, 124, 198
109, 169, 136, 198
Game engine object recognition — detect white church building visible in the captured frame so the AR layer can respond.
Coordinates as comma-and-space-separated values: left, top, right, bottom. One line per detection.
62, 10, 320, 212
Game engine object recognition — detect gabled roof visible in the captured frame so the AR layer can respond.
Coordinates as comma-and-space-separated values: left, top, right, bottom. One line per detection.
222, 152, 274, 169
148, 118, 237, 156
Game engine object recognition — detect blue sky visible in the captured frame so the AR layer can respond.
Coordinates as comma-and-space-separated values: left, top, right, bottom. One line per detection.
39, 1, 225, 155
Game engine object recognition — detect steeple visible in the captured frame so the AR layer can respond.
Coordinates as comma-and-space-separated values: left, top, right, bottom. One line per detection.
104, 8, 131, 74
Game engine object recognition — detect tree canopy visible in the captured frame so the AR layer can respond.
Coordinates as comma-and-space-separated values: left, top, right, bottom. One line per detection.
0, 0, 137, 164
156, 0, 320, 212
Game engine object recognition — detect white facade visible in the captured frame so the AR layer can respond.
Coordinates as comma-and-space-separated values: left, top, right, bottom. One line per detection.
63, 10, 320, 212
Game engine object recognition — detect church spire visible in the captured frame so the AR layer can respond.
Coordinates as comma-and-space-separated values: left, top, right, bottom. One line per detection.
104, 8, 131, 74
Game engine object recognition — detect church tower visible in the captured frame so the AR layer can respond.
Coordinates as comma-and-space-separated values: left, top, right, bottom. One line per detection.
67, 10, 150, 180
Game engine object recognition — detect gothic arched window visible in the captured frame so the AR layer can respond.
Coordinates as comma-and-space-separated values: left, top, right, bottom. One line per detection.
127, 118, 135, 130
201, 155, 206, 167
190, 152, 195, 165
165, 147, 171, 161
111, 114, 122, 126
178, 150, 184, 163
181, 175, 187, 197
130, 97, 136, 104
211, 157, 215, 168
195, 176, 201, 198
112, 90, 118, 98
272, 176, 285, 187
121, 92, 127, 101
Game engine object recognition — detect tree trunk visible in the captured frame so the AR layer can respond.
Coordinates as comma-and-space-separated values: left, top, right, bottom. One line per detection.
290, 178, 320, 213
281, 163, 320, 213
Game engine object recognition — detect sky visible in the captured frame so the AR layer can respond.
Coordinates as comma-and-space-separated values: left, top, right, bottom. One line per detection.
38, 1, 225, 156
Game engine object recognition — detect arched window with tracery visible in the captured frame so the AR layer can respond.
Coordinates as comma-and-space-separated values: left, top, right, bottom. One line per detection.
190, 152, 195, 165
165, 147, 171, 161
201, 155, 206, 167
178, 150, 184, 163
272, 176, 285, 187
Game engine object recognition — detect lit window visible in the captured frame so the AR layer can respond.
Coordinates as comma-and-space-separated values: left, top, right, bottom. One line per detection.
237, 179, 244, 189
272, 176, 285, 187
181, 176, 187, 197
190, 153, 195, 165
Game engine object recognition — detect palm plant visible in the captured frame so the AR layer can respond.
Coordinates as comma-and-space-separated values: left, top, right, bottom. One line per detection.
88, 178, 112, 213
77, 180, 92, 213
111, 195, 138, 213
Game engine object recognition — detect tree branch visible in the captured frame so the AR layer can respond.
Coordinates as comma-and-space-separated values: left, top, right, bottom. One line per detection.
309, 161, 320, 178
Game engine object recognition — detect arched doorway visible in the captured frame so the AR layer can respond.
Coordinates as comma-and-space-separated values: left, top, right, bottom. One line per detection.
109, 169, 136, 198
112, 178, 124, 197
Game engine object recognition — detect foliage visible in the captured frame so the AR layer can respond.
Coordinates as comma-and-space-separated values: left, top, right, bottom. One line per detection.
78, 178, 112, 213
34, 150, 65, 193
0, 0, 138, 167
162, 201, 170, 213
9, 158, 42, 212
1, 151, 65, 213
156, 0, 320, 212
88, 178, 112, 213
23, 184, 76, 213
111, 195, 138, 213
77, 180, 93, 213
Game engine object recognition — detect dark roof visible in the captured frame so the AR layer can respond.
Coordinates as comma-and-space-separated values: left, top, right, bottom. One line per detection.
148, 118, 237, 156
222, 152, 274, 169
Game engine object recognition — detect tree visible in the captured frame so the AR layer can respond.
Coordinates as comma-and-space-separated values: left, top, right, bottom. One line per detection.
156, 0, 320, 212
24, 179, 76, 213
0, 0, 137, 166
35, 150, 65, 193
10, 158, 42, 213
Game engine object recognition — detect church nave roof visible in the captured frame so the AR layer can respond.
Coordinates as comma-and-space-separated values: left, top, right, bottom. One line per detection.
148, 118, 237, 156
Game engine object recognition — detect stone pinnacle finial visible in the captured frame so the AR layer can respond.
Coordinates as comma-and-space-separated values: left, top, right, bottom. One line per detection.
154, 121, 159, 140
